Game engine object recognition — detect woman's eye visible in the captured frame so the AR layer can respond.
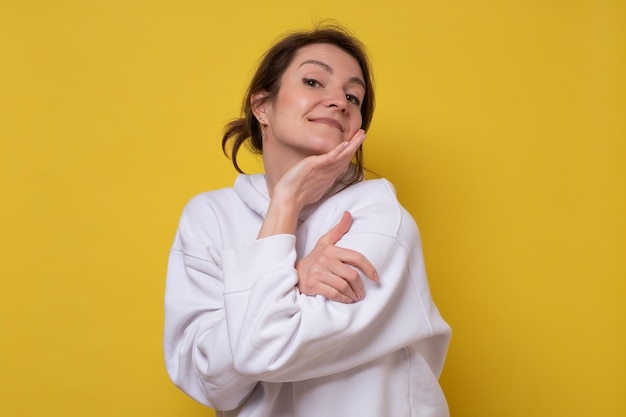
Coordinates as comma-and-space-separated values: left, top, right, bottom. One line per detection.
346, 94, 361, 106
303, 78, 321, 88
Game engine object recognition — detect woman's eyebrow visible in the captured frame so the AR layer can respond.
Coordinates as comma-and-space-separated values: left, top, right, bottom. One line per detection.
299, 59, 333, 73
299, 59, 366, 89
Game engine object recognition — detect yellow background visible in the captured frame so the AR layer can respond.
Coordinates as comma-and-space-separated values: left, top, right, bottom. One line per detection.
1, 0, 624, 416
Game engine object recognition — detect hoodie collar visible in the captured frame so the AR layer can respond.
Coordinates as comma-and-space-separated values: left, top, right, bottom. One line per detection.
234, 174, 270, 218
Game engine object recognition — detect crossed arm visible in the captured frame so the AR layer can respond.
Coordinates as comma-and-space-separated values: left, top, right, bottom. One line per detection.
165, 130, 390, 408
262, 129, 379, 303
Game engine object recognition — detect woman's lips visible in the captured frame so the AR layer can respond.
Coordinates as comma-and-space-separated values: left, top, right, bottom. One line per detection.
309, 118, 343, 132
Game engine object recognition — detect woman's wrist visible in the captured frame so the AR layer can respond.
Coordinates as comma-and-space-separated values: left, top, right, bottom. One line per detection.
257, 194, 301, 238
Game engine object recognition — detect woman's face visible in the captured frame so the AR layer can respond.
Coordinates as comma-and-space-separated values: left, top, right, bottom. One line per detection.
258, 43, 365, 159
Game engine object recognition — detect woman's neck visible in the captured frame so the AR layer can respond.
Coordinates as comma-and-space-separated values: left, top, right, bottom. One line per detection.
261, 145, 308, 198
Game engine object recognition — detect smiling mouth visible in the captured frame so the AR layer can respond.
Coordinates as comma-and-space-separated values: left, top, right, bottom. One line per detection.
310, 118, 343, 132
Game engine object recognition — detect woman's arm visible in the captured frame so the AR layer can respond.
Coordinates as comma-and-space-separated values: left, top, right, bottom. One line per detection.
218, 130, 448, 382
222, 190, 450, 383
163, 213, 258, 410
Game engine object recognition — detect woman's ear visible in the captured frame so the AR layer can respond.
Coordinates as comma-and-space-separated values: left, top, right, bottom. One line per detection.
251, 91, 270, 125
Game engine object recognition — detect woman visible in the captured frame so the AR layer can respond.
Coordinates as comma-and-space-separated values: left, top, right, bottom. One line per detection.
164, 24, 451, 417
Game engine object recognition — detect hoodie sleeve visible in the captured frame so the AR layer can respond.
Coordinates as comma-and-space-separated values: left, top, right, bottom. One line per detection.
222, 199, 450, 383
163, 204, 257, 410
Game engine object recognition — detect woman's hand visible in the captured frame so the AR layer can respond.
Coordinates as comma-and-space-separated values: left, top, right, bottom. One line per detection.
258, 129, 366, 238
275, 129, 366, 209
296, 211, 379, 303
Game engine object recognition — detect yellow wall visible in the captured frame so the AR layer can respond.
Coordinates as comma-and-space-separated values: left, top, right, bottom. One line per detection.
1, 1, 624, 416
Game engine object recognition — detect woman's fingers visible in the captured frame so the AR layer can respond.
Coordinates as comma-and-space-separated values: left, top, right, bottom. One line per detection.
299, 269, 360, 303
326, 129, 366, 163
333, 246, 379, 283
296, 245, 378, 303
340, 129, 366, 159
311, 283, 355, 304
310, 129, 365, 174
320, 211, 352, 245
328, 261, 366, 301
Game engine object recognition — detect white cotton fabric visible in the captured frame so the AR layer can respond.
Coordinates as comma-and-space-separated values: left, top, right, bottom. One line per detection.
164, 174, 451, 417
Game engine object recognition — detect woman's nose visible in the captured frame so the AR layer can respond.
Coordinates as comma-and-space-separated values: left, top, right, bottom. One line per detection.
325, 89, 348, 111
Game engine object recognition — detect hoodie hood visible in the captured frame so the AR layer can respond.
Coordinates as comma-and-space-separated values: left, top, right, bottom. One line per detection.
234, 174, 271, 219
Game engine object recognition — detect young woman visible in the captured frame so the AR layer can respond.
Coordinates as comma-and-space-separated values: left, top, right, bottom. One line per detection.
164, 25, 451, 417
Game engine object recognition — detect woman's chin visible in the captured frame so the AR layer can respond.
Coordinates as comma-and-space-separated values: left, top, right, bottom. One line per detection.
307, 136, 345, 154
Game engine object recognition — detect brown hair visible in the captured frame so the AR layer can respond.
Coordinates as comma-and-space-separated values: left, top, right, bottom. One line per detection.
222, 23, 375, 185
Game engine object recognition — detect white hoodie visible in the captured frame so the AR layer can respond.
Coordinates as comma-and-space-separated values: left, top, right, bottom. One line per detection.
164, 174, 451, 417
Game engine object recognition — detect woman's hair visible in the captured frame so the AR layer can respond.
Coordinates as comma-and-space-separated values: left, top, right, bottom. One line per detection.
222, 23, 375, 185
